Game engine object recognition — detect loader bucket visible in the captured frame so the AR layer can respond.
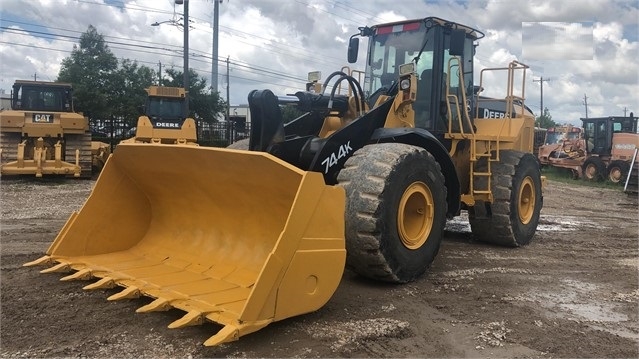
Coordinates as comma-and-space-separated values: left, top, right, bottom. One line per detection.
25, 142, 346, 346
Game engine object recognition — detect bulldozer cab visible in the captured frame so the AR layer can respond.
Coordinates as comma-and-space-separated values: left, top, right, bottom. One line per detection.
12, 80, 74, 113
350, 17, 480, 135
143, 86, 188, 128
127, 86, 197, 144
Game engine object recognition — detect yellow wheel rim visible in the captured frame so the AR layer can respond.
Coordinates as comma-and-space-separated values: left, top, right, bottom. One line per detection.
397, 181, 434, 250
609, 168, 621, 183
585, 164, 597, 179
518, 176, 535, 225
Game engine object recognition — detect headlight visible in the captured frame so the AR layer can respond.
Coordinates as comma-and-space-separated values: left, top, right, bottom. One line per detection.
400, 79, 411, 90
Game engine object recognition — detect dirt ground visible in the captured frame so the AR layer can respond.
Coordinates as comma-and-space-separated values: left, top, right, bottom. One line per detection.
1, 177, 637, 358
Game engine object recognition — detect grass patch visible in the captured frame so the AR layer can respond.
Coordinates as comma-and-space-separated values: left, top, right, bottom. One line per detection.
541, 166, 623, 190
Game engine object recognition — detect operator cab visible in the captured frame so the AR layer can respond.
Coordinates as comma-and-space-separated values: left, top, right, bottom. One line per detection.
143, 87, 188, 129
348, 17, 483, 135
582, 115, 638, 155
12, 80, 74, 113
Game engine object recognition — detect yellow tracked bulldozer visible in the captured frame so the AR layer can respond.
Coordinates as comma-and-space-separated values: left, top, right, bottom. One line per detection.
26, 17, 543, 346
0, 80, 109, 178
122, 86, 199, 145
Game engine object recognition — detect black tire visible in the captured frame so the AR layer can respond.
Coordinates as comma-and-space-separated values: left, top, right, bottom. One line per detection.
607, 160, 629, 184
582, 156, 606, 182
336, 143, 447, 283
226, 138, 250, 150
469, 151, 543, 247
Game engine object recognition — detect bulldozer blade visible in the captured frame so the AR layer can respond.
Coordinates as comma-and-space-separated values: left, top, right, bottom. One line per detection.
26, 142, 346, 347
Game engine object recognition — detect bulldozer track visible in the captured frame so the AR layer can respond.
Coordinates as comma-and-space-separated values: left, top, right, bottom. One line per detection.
0, 131, 21, 165
65, 131, 93, 178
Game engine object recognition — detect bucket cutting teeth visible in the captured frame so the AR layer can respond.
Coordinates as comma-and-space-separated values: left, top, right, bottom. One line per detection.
40, 262, 71, 274
107, 286, 141, 301
23, 255, 54, 267
168, 310, 204, 329
204, 325, 240, 346
60, 268, 93, 281
136, 298, 172, 313
83, 277, 117, 290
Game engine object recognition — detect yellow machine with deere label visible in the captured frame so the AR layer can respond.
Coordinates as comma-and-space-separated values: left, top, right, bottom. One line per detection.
26, 17, 543, 346
122, 86, 198, 145
0, 80, 109, 177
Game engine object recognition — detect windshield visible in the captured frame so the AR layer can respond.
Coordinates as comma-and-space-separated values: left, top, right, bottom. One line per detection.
545, 131, 580, 145
146, 97, 184, 120
365, 22, 432, 95
15, 85, 71, 112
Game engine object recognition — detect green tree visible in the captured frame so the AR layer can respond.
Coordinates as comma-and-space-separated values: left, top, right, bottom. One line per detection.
109, 59, 155, 126
57, 25, 118, 120
535, 107, 558, 128
161, 67, 226, 122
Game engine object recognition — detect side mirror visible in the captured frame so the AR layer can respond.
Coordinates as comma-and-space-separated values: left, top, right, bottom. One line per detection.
348, 37, 359, 64
450, 29, 466, 56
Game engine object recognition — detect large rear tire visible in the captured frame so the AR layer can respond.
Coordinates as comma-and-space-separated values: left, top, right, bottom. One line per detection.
469, 151, 543, 247
337, 143, 447, 283
607, 160, 629, 184
582, 156, 606, 182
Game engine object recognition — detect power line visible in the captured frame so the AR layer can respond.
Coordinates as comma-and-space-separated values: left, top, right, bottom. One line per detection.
1, 26, 311, 86
0, 41, 307, 91
2, 18, 347, 75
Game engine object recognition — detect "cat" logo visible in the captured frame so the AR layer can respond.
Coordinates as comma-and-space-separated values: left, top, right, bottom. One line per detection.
33, 114, 53, 123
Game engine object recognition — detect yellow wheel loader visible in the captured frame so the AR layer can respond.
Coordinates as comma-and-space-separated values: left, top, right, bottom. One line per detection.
26, 17, 543, 346
0, 80, 109, 178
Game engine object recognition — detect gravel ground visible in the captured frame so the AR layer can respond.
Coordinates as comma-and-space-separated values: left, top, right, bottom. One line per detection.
1, 176, 637, 358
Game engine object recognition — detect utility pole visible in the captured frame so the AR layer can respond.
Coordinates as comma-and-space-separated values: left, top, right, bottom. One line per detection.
623, 107, 628, 117
533, 77, 550, 116
212, 0, 221, 93
158, 61, 162, 85
183, 0, 189, 117
174, 0, 189, 116
33, 73, 37, 81
583, 93, 589, 118
226, 56, 230, 121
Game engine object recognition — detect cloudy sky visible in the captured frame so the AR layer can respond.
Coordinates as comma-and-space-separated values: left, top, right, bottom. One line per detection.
1, 0, 638, 126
